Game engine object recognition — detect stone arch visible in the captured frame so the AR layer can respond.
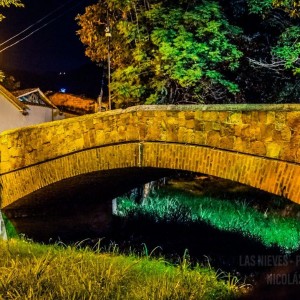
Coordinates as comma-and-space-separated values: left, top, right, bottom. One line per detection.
1, 104, 300, 239
2, 141, 299, 210
1, 141, 299, 240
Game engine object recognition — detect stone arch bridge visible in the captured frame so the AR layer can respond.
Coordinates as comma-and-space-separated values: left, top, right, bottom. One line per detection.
1, 104, 300, 240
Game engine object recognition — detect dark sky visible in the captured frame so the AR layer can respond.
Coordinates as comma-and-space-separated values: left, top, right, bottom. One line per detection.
0, 0, 97, 74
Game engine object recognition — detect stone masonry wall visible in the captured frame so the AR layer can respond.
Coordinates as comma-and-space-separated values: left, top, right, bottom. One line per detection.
2, 104, 300, 238
1, 104, 300, 174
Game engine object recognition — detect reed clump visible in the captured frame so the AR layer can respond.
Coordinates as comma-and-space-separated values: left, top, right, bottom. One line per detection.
0, 239, 242, 299
116, 191, 300, 252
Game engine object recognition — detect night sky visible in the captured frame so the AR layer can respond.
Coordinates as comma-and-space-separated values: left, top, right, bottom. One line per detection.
0, 0, 97, 73
0, 0, 102, 97
0, 0, 101, 90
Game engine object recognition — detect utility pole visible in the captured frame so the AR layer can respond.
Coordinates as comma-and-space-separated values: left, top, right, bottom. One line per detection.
105, 24, 112, 110
97, 64, 105, 112
97, 88, 103, 112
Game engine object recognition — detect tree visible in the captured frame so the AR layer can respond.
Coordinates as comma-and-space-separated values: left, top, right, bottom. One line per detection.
77, 0, 300, 105
273, 0, 300, 17
77, 0, 242, 106
223, 0, 300, 103
1, 72, 20, 91
0, 0, 23, 21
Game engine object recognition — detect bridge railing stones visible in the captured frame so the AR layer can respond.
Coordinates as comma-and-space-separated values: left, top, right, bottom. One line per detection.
1, 104, 300, 175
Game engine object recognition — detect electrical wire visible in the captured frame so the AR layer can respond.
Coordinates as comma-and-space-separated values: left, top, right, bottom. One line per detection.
0, 0, 77, 47
0, 0, 86, 53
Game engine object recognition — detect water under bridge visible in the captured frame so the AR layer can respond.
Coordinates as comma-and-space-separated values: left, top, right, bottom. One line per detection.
0, 104, 300, 240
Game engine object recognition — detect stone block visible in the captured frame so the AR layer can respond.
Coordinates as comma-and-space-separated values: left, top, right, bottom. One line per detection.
126, 125, 139, 140
261, 124, 275, 142
166, 130, 178, 142
297, 148, 300, 160
287, 112, 300, 128
266, 142, 281, 158
266, 111, 275, 124
229, 112, 242, 124
249, 126, 261, 141
0, 149, 9, 162
204, 121, 213, 131
184, 112, 195, 120
280, 125, 292, 141
194, 120, 205, 131
207, 131, 221, 147
9, 147, 22, 158
109, 130, 119, 143
178, 127, 187, 142
220, 136, 235, 149
219, 111, 229, 122
161, 119, 167, 131
250, 141, 266, 156
167, 117, 178, 126
56, 125, 65, 135
237, 124, 251, 138
202, 111, 218, 121
194, 110, 203, 120
221, 124, 235, 136
95, 131, 106, 144
186, 119, 195, 129
212, 122, 221, 131
258, 111, 267, 123
275, 111, 286, 124
194, 132, 206, 144
241, 112, 251, 124
74, 138, 85, 150
185, 130, 195, 144
279, 144, 295, 161
233, 137, 249, 152
251, 111, 259, 122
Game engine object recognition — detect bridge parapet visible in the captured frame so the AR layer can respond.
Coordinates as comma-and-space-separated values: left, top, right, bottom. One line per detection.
1, 104, 300, 174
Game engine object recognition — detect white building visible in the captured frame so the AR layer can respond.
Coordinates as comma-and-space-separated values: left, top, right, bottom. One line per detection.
0, 85, 64, 133
0, 85, 65, 239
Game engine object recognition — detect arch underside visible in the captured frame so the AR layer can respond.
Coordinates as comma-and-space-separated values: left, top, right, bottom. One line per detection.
2, 142, 299, 209
3, 167, 174, 241
1, 142, 299, 241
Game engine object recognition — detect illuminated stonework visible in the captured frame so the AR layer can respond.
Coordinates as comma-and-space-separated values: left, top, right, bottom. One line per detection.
1, 104, 300, 209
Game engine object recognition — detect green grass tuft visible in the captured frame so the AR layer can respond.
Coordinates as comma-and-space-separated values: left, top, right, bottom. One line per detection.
116, 191, 300, 252
1, 213, 18, 239
0, 239, 242, 299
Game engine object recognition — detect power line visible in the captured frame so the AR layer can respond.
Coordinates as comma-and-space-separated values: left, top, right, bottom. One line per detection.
0, 0, 77, 47
0, 0, 86, 53
0, 18, 57, 53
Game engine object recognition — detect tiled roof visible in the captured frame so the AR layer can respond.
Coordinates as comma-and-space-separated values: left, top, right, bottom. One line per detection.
48, 92, 98, 115
12, 88, 58, 109
12, 88, 39, 97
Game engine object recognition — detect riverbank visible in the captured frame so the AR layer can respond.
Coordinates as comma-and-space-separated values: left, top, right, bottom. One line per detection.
2, 176, 300, 298
111, 176, 300, 299
0, 238, 243, 299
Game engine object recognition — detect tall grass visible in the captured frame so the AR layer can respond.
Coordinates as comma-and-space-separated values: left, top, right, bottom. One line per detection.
116, 192, 300, 252
0, 239, 242, 299
2, 213, 18, 239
